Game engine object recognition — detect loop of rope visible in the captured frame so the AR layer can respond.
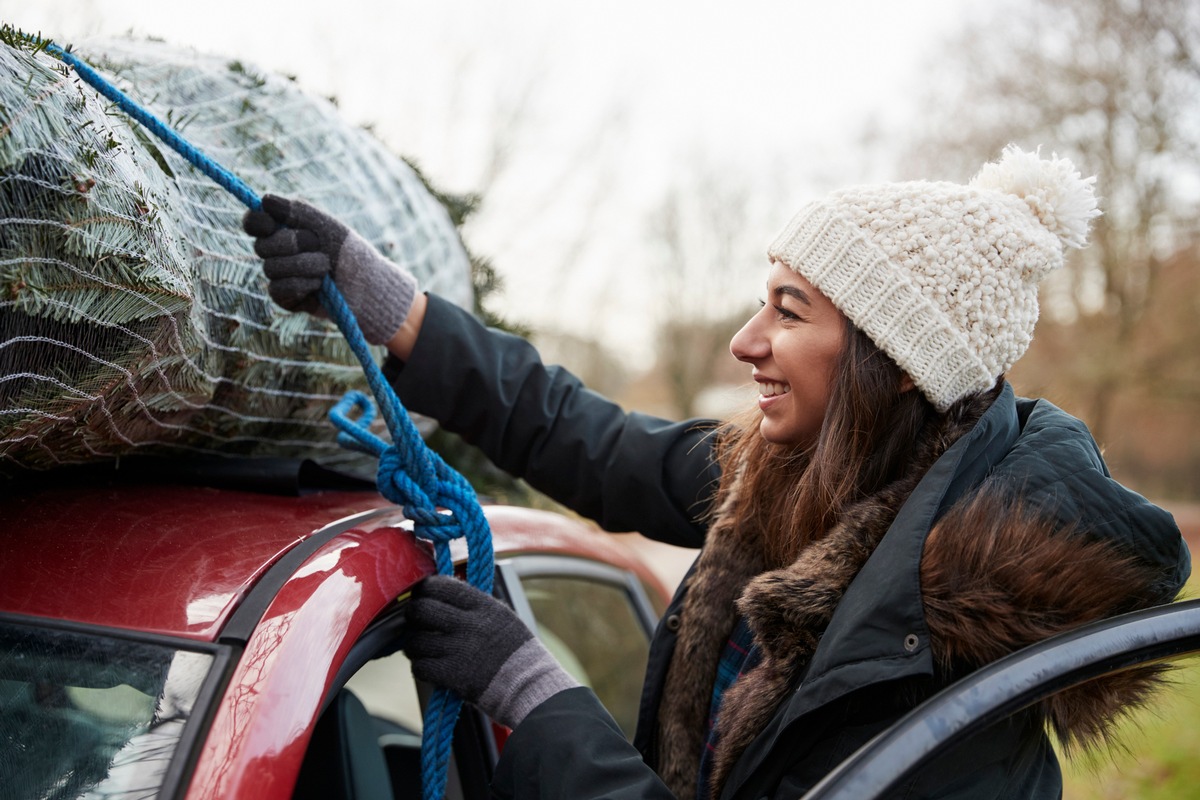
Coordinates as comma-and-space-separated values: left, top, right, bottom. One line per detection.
32, 33, 491, 800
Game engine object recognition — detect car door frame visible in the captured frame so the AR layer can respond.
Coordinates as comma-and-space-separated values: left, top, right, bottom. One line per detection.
496, 554, 663, 638
800, 599, 1200, 800
306, 552, 664, 799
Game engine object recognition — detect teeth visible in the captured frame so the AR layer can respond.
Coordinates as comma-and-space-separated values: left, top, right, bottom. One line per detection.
759, 382, 790, 398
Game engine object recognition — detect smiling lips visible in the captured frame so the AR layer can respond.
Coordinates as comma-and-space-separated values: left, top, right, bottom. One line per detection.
758, 381, 791, 398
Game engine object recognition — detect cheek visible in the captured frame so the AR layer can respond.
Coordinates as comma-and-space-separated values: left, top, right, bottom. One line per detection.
798, 339, 843, 416
816, 330, 845, 381
797, 383, 833, 432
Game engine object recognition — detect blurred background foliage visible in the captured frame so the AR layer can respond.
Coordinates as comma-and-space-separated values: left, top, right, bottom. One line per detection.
898, 0, 1200, 502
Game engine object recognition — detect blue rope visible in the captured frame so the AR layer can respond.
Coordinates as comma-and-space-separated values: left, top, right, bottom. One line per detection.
44, 42, 263, 212
39, 35, 491, 800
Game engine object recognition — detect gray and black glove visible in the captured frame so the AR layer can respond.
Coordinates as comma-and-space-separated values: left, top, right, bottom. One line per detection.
242, 194, 417, 344
404, 575, 579, 730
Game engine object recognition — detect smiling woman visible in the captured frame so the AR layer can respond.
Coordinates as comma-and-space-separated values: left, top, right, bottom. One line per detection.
242, 145, 1190, 800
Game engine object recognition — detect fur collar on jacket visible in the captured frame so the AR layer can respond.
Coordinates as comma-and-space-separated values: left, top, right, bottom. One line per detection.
655, 392, 1171, 800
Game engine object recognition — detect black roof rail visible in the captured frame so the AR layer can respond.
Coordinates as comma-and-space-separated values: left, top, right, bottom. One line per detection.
0, 456, 376, 496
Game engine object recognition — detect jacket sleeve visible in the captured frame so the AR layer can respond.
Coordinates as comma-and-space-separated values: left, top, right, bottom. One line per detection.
491, 687, 678, 800
384, 294, 719, 547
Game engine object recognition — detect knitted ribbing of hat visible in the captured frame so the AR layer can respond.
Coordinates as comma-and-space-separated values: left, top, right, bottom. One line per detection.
36, 33, 488, 800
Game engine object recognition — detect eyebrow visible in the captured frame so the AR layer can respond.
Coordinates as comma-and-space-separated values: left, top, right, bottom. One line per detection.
774, 285, 813, 306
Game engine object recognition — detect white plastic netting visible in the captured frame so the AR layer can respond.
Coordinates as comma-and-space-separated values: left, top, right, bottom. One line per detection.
0, 36, 473, 473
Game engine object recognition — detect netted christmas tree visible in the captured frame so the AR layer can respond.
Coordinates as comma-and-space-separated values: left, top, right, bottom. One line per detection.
0, 33, 473, 474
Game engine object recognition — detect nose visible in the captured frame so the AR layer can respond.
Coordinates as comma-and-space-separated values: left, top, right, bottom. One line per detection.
730, 307, 769, 363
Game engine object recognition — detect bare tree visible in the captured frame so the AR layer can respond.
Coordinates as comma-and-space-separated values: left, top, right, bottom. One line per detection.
643, 163, 764, 419
904, 0, 1200, 494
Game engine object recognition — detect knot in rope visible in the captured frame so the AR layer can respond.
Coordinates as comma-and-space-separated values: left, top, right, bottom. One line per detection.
325, 345, 495, 591
377, 455, 441, 525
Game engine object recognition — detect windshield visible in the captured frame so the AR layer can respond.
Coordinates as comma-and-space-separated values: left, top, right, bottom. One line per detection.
0, 618, 215, 800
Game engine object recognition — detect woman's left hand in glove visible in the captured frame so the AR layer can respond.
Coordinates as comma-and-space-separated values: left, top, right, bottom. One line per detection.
404, 575, 579, 730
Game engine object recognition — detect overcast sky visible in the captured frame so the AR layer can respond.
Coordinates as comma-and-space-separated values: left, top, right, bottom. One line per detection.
1, 0, 982, 366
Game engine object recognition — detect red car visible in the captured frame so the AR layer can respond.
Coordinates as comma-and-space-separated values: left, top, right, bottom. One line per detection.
10, 466, 1196, 800
0, 464, 670, 800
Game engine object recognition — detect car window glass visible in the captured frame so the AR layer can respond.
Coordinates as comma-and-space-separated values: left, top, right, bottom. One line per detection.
0, 620, 213, 800
345, 649, 423, 735
341, 645, 429, 797
334, 630, 471, 799
518, 576, 650, 739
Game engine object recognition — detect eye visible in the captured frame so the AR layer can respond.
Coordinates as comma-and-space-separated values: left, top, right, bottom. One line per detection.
759, 298, 805, 322
775, 304, 804, 322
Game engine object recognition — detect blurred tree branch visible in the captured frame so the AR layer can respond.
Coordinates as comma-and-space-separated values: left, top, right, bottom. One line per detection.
905, 0, 1200, 496
645, 162, 758, 419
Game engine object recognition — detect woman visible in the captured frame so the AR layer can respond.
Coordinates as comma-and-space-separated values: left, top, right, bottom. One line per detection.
244, 146, 1190, 799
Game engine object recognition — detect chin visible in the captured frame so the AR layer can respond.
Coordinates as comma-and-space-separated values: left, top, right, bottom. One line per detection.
757, 418, 817, 450
757, 422, 798, 448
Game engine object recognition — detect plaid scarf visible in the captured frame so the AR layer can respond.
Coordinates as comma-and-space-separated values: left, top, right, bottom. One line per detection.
695, 617, 761, 800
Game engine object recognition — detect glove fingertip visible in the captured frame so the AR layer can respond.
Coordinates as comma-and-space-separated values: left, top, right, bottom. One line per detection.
268, 277, 322, 311
266, 286, 301, 312
281, 196, 328, 229
298, 295, 327, 317
243, 210, 277, 237
413, 574, 457, 599
261, 194, 292, 223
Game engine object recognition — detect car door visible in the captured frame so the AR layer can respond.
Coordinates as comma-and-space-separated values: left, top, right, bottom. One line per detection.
799, 599, 1200, 799
300, 550, 665, 799
496, 554, 663, 740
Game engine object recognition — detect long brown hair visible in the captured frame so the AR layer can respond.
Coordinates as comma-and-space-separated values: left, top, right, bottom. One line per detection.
712, 318, 941, 567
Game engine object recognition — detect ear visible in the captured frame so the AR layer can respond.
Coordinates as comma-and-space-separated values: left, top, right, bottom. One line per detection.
899, 373, 916, 394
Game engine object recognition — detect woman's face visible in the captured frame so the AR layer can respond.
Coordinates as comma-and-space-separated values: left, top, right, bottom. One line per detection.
730, 261, 847, 448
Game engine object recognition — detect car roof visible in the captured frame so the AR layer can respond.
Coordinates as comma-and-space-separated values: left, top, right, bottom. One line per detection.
0, 482, 665, 642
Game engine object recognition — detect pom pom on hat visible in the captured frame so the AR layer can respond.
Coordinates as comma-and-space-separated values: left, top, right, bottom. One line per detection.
767, 145, 1101, 411
970, 144, 1100, 251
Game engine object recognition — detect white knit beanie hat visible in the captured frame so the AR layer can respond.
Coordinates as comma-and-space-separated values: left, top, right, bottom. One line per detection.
767, 145, 1101, 411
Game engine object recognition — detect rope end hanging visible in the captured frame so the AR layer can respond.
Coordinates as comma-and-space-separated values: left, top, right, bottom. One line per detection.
329, 390, 387, 455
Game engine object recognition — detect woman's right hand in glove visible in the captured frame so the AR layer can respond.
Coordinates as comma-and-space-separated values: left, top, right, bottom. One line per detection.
405, 575, 580, 730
